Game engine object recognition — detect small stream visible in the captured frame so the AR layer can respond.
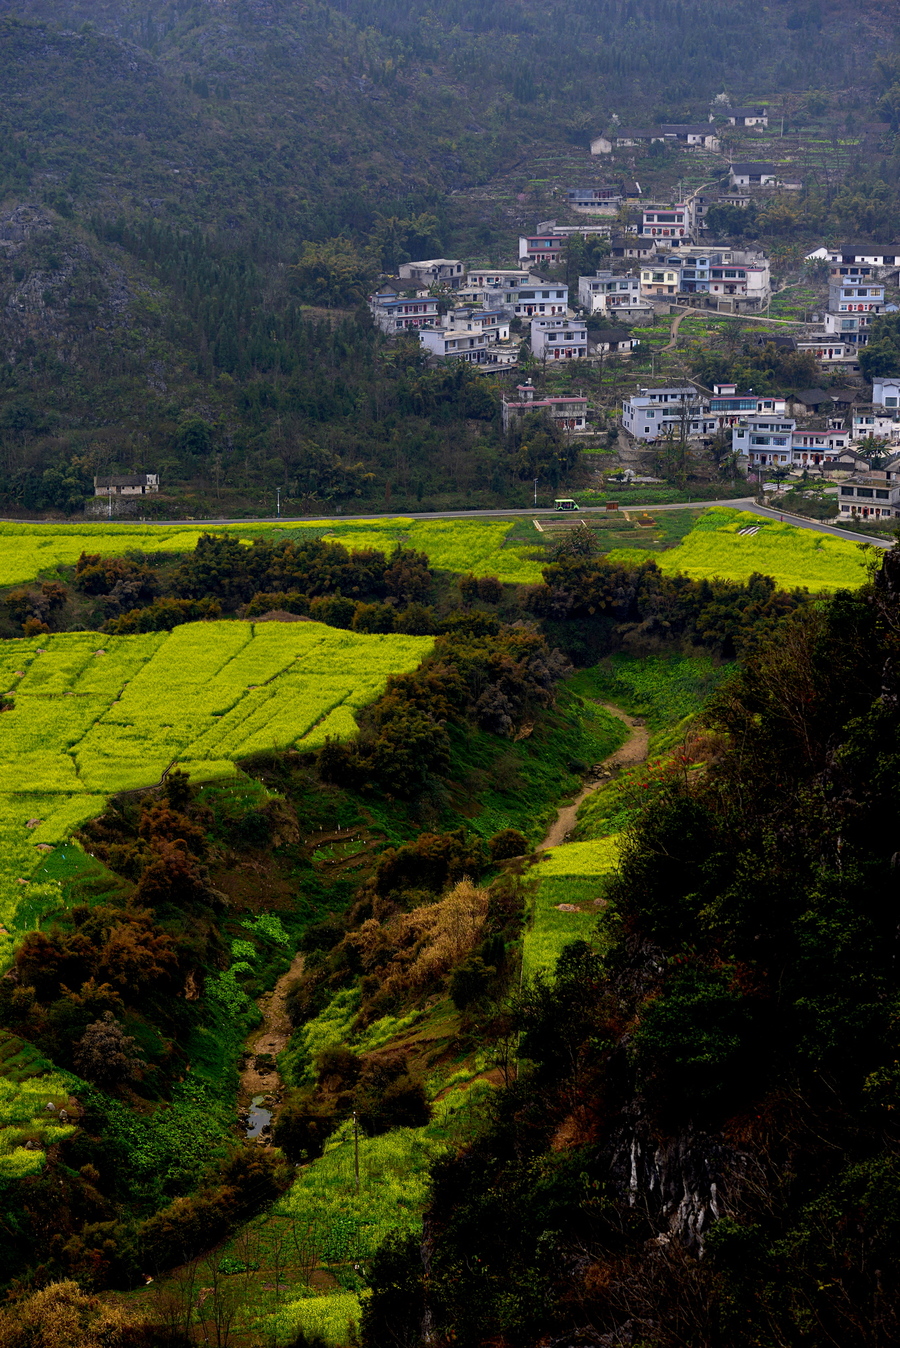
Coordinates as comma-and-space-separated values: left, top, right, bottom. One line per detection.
246, 1095, 273, 1139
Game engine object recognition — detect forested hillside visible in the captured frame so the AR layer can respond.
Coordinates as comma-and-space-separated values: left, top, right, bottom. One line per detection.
1, 0, 898, 515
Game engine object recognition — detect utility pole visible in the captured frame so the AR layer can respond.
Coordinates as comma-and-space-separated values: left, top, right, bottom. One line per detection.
533, 477, 538, 507
353, 1111, 360, 1195
107, 484, 112, 519
276, 487, 281, 518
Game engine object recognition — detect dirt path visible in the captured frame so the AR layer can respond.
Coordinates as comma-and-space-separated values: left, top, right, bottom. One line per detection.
662, 309, 690, 353
238, 949, 305, 1132
537, 704, 649, 851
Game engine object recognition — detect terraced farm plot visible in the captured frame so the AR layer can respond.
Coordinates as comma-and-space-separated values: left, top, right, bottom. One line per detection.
0, 518, 545, 587
523, 838, 620, 978
608, 508, 870, 592
0, 621, 432, 947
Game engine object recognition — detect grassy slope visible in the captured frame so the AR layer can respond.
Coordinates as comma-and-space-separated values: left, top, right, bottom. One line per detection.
523, 653, 736, 980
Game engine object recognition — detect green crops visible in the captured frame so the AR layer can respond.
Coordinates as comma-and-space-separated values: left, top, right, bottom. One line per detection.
0, 621, 432, 951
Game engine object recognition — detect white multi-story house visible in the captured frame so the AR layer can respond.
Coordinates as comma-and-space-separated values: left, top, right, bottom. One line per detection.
418, 327, 487, 363
707, 384, 786, 428
852, 409, 900, 442
577, 269, 645, 315
796, 338, 860, 368
622, 387, 716, 441
501, 381, 589, 434
518, 224, 614, 268
459, 276, 568, 318
398, 259, 466, 289
444, 307, 510, 343
731, 414, 795, 468
732, 415, 849, 471
368, 283, 440, 334
640, 203, 694, 241
465, 268, 530, 288
530, 315, 588, 361
823, 273, 885, 347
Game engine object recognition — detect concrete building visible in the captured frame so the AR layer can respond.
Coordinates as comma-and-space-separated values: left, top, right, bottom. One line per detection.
398, 259, 466, 289
622, 387, 716, 441
838, 471, 900, 521
94, 473, 159, 496
443, 307, 510, 344
501, 381, 589, 434
368, 283, 440, 333
716, 105, 769, 127
708, 384, 786, 428
518, 223, 614, 267
731, 415, 795, 469
530, 315, 588, 361
729, 163, 779, 187
577, 269, 644, 314
873, 377, 900, 409
418, 327, 487, 363
640, 203, 694, 241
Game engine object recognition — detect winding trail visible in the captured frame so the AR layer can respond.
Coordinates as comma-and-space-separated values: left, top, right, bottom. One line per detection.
238, 949, 305, 1139
537, 704, 649, 851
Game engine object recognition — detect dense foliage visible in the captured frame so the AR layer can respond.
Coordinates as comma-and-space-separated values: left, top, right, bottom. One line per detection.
362, 555, 900, 1347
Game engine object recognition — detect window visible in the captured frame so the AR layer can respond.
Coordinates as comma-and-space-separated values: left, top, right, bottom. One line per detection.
886, 397, 898, 408
857, 488, 874, 498
876, 490, 890, 499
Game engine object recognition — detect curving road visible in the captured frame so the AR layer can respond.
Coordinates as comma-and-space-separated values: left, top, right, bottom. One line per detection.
2, 499, 892, 547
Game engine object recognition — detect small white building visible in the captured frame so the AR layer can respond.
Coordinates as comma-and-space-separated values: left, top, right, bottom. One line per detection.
592, 328, 639, 354
873, 377, 900, 410
530, 315, 588, 361
717, 105, 769, 128
398, 259, 466, 289
729, 163, 779, 187
94, 473, 159, 497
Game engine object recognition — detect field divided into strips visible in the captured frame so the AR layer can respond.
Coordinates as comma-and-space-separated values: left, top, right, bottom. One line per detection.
523, 837, 620, 978
608, 508, 870, 592
0, 622, 432, 952
0, 518, 545, 587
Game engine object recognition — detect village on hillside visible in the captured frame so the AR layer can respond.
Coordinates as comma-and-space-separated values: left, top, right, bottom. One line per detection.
365, 99, 900, 528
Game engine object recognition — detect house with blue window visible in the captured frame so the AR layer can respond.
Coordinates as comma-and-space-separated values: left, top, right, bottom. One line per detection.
708, 384, 786, 428
731, 415, 796, 469
873, 378, 900, 410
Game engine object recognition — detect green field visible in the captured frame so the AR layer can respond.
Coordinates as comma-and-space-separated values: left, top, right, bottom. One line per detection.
0, 621, 432, 950
523, 838, 620, 977
0, 518, 545, 588
608, 508, 870, 591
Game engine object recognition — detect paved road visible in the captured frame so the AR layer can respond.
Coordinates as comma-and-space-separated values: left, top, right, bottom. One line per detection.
2, 500, 892, 547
